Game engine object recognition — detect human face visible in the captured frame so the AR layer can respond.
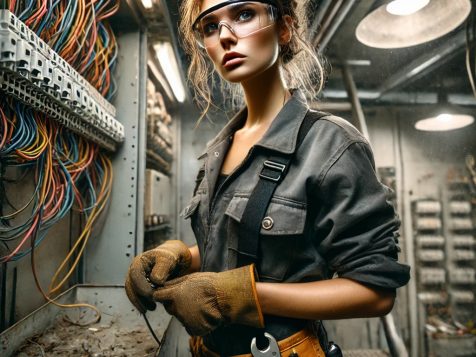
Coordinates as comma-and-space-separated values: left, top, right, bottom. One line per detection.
198, 0, 282, 83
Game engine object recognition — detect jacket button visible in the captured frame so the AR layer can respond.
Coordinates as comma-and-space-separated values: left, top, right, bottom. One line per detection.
262, 216, 274, 230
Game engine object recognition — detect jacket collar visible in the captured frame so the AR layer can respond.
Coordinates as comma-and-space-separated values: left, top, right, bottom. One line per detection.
201, 89, 309, 157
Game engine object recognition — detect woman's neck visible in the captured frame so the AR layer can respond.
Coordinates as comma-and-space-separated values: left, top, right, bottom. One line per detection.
241, 62, 289, 129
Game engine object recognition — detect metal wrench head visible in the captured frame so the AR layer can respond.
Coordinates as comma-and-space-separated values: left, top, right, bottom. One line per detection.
250, 332, 281, 357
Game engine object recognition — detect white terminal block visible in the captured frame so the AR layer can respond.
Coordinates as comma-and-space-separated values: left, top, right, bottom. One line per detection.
415, 200, 442, 214
452, 235, 475, 247
449, 218, 473, 231
416, 235, 445, 248
450, 291, 474, 303
420, 268, 446, 284
418, 292, 447, 304
449, 201, 472, 215
418, 249, 445, 262
0, 10, 123, 151
415, 217, 442, 230
452, 250, 475, 261
450, 268, 475, 284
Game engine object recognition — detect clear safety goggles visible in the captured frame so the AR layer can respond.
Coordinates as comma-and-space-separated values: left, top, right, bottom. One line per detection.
192, 0, 280, 49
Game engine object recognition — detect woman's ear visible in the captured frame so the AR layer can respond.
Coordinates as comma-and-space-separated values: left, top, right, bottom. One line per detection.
279, 15, 293, 45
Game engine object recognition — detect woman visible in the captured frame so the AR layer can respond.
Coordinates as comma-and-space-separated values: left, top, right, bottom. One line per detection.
125, 0, 410, 356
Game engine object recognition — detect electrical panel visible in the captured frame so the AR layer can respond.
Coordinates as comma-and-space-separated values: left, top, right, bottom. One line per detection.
146, 80, 173, 175
415, 163, 476, 357
413, 199, 447, 304
445, 168, 475, 319
0, 10, 124, 151
144, 168, 172, 227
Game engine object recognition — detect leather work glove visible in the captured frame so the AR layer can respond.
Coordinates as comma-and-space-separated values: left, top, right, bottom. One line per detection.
153, 264, 264, 336
125, 240, 192, 313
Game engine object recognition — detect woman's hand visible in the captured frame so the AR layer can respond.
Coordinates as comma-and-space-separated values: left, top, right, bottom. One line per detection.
153, 265, 264, 336
125, 240, 193, 313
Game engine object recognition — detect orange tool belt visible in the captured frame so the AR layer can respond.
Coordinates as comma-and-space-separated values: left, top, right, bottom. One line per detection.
190, 327, 326, 357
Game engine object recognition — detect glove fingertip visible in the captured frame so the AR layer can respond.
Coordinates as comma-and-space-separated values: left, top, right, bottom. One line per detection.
144, 299, 157, 312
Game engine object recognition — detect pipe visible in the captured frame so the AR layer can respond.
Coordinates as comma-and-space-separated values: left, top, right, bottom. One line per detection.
377, 31, 466, 98
308, 0, 333, 41
341, 65, 370, 140
313, 0, 344, 48
316, 0, 358, 51
381, 314, 409, 357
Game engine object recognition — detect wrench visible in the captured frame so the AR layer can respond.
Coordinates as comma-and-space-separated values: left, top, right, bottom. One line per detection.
250, 332, 282, 357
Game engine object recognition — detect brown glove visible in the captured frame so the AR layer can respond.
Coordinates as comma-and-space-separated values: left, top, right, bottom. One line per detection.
125, 240, 192, 313
153, 264, 264, 336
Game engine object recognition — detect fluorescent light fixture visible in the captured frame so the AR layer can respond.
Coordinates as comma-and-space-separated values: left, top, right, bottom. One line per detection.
386, 0, 430, 16
415, 113, 474, 131
356, 0, 471, 48
154, 42, 186, 103
141, 0, 153, 9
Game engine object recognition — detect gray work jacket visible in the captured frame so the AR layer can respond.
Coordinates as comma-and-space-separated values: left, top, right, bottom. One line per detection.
183, 89, 410, 354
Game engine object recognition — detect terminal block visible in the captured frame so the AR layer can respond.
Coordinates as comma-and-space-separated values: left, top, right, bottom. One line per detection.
415, 200, 442, 214
415, 217, 442, 230
416, 235, 445, 248
448, 218, 473, 231
449, 201, 472, 215
420, 268, 446, 284
0, 10, 124, 151
418, 249, 445, 262
452, 235, 475, 248
418, 292, 447, 304
450, 291, 474, 303
452, 250, 475, 261
449, 268, 475, 284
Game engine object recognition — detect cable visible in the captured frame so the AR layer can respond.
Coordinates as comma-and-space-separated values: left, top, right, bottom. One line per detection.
143, 313, 162, 347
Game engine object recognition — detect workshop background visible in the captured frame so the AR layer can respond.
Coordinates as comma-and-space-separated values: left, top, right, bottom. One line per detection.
0, 0, 475, 356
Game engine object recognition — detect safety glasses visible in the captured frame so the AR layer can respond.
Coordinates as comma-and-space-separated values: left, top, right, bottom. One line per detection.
192, 0, 280, 49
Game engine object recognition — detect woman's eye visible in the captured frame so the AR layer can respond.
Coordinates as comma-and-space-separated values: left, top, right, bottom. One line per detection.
237, 9, 255, 22
202, 22, 219, 36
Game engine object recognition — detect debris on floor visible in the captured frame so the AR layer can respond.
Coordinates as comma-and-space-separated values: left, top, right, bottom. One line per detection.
13, 315, 159, 356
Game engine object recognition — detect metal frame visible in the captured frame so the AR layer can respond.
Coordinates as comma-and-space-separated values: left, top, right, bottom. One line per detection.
84, 30, 148, 284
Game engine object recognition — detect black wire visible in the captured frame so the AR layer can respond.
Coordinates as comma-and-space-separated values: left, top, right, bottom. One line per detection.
143, 313, 162, 347
143, 313, 162, 346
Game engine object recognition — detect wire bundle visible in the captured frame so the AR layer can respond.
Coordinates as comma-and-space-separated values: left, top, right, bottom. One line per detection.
2, 0, 120, 100
0, 98, 112, 298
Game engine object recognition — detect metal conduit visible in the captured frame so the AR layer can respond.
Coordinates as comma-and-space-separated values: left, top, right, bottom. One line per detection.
315, 0, 358, 50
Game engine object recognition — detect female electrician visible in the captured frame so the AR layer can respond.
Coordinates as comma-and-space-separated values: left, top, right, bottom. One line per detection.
125, 0, 410, 356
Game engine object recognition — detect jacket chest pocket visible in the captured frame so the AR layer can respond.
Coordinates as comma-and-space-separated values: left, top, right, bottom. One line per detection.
182, 194, 206, 255
225, 194, 307, 281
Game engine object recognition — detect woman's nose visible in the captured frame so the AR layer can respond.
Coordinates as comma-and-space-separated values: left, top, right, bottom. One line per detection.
218, 22, 237, 46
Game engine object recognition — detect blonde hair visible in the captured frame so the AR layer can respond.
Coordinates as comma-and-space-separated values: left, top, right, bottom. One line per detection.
179, 0, 326, 122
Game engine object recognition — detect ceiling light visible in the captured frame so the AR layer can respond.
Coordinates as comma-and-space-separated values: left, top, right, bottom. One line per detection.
154, 42, 186, 103
356, 0, 471, 48
141, 0, 153, 9
386, 0, 430, 16
415, 113, 474, 131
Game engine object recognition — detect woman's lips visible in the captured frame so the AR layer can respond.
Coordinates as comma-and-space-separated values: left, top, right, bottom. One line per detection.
223, 57, 245, 69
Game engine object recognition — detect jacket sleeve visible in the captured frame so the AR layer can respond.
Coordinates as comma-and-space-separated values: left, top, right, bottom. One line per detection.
314, 141, 410, 289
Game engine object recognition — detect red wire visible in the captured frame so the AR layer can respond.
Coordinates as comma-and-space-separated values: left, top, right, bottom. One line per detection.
0, 106, 8, 148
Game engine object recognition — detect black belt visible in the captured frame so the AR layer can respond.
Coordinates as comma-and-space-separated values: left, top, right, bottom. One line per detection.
202, 316, 309, 356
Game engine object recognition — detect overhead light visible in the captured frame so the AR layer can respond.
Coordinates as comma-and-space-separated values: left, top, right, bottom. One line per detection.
415, 113, 474, 131
386, 0, 430, 16
356, 0, 471, 48
154, 42, 186, 103
141, 0, 153, 9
